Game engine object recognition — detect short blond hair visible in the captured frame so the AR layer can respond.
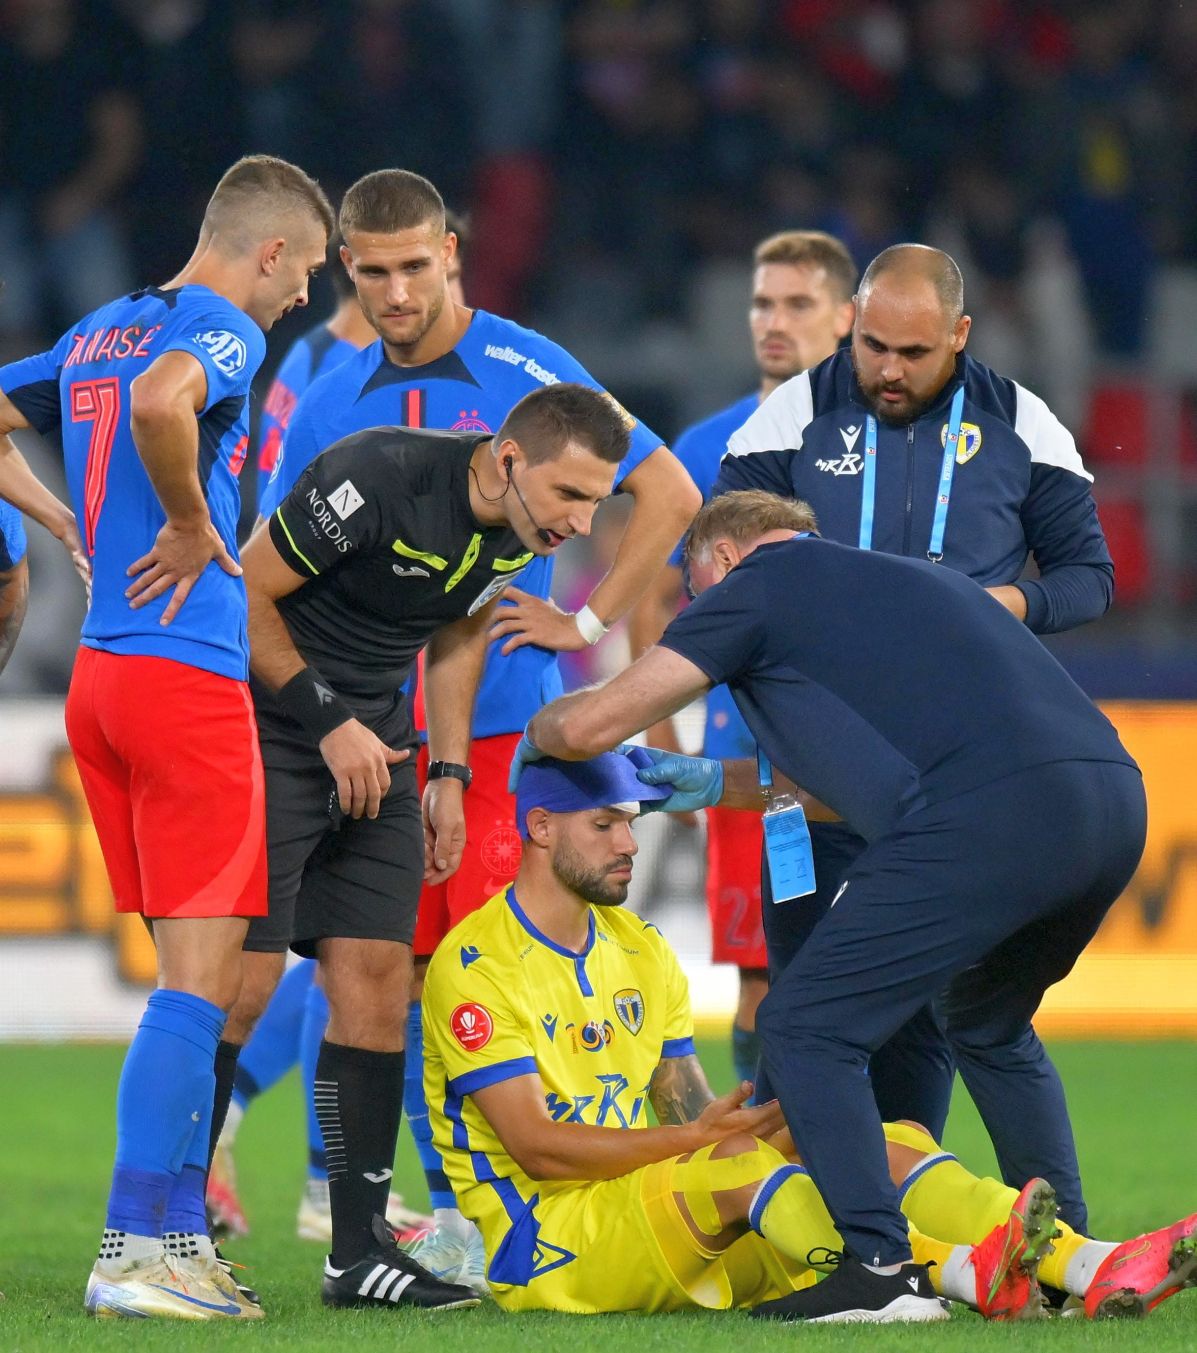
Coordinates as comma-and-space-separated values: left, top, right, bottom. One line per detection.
202, 155, 334, 253
753, 231, 856, 303
684, 490, 819, 568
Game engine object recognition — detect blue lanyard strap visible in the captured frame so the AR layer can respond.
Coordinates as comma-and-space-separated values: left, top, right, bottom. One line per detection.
928, 386, 966, 562
857, 385, 966, 561
859, 415, 878, 550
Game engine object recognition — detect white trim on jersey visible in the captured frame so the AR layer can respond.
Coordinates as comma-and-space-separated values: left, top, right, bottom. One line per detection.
1013, 382, 1093, 482
725, 371, 815, 458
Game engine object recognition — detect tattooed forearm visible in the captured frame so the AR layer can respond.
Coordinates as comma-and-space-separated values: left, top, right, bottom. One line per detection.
648, 1054, 716, 1125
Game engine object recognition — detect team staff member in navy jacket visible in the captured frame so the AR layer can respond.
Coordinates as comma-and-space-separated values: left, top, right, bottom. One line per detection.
513, 490, 1145, 1324
711, 245, 1114, 1230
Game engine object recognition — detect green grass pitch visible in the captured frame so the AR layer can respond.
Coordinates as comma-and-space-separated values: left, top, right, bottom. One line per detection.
1, 1039, 1195, 1350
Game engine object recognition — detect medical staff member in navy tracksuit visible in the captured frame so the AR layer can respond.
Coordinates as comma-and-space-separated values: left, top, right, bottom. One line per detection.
514, 489, 1145, 1322
711, 244, 1114, 1225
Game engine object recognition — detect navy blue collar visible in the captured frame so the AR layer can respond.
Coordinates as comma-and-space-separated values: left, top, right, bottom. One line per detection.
506, 885, 595, 959
506, 886, 596, 996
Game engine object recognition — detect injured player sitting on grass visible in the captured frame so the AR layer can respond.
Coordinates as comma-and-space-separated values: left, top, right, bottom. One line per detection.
421, 749, 1197, 1322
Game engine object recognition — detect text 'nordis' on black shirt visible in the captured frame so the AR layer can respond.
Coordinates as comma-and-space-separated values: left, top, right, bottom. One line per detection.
261, 426, 531, 742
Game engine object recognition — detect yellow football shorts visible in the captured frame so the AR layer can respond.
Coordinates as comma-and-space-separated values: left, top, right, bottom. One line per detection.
490, 1149, 816, 1315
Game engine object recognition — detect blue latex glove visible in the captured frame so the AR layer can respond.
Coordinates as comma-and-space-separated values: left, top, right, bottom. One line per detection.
507, 729, 544, 792
635, 746, 724, 813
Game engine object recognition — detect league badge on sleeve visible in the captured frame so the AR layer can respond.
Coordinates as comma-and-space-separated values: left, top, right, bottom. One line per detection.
450, 1002, 494, 1051
193, 330, 248, 376
613, 988, 644, 1036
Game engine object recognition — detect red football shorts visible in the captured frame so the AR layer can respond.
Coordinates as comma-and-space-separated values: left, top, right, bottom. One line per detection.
706, 804, 767, 969
65, 646, 267, 919
413, 732, 523, 957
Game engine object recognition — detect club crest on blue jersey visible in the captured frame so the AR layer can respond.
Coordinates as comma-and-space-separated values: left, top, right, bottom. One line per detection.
193, 330, 248, 376
452, 408, 492, 432
942, 420, 983, 464
613, 988, 644, 1036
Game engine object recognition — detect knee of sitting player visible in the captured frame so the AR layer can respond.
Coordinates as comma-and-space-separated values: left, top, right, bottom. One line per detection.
688, 1137, 790, 1231
882, 1119, 943, 1186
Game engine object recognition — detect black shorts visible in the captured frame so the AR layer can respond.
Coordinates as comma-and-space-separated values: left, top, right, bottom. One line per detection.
246, 723, 423, 957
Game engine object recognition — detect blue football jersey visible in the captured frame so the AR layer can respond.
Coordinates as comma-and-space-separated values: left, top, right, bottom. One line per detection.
0, 286, 265, 678
259, 310, 664, 736
668, 393, 759, 761
255, 322, 360, 513
0, 498, 27, 571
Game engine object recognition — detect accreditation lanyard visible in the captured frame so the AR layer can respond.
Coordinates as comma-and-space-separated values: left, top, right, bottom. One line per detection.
858, 385, 966, 563
757, 748, 815, 902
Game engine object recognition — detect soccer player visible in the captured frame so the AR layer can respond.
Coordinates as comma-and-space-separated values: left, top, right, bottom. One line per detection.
237, 382, 634, 1311
209, 209, 470, 1244
628, 230, 855, 1089
0, 155, 333, 1320
513, 490, 1151, 1320
426, 751, 1197, 1320
255, 210, 470, 511
246, 166, 698, 1280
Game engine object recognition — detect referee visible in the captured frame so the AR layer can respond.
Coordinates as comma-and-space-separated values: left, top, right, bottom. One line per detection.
236, 382, 631, 1310
515, 489, 1146, 1323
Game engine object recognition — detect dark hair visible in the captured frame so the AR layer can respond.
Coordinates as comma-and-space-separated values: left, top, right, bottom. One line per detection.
339, 169, 445, 238
444, 207, 470, 265
202, 155, 334, 249
858, 244, 965, 323
684, 490, 819, 568
327, 233, 354, 300
754, 230, 857, 303
497, 384, 633, 466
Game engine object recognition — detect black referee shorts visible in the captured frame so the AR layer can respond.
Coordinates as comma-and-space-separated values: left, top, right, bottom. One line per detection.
245, 723, 423, 958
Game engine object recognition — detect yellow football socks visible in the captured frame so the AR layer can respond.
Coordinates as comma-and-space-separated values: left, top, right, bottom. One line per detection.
750, 1166, 842, 1268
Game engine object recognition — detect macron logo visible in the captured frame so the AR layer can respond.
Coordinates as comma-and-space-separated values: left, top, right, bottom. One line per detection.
840, 424, 861, 453
314, 684, 336, 705
328, 479, 364, 520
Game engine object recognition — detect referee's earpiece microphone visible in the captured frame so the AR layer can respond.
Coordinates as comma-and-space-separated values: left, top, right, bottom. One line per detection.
503, 453, 553, 546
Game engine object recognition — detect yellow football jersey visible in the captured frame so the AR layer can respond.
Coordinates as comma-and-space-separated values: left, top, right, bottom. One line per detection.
424, 885, 694, 1290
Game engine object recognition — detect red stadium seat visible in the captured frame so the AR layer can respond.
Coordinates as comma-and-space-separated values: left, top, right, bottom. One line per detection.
1094, 497, 1150, 605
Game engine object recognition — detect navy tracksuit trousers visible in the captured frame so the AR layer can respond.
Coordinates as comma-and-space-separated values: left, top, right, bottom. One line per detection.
756, 759, 1146, 1265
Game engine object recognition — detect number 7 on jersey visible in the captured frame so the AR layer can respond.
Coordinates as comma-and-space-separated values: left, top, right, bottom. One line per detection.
70, 377, 122, 556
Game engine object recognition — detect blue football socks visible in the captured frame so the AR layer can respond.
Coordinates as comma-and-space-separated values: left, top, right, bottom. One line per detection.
106, 989, 226, 1237
403, 1000, 454, 1210
232, 958, 314, 1110
300, 975, 330, 1179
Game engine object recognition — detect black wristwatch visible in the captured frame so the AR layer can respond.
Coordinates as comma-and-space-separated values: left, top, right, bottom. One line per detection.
426, 760, 472, 790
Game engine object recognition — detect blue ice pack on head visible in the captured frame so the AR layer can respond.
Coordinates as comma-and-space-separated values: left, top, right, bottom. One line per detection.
515, 748, 672, 837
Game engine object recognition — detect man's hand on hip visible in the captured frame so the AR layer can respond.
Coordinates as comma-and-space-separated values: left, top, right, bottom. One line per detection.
125, 515, 242, 623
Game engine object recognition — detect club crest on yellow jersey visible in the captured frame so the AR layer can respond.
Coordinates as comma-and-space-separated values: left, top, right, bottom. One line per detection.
613, 988, 645, 1036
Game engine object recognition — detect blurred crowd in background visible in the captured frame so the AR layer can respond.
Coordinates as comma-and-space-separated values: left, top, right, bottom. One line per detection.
3, 0, 1197, 694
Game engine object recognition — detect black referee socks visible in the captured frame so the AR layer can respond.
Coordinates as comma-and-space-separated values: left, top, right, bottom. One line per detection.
314, 1040, 405, 1269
